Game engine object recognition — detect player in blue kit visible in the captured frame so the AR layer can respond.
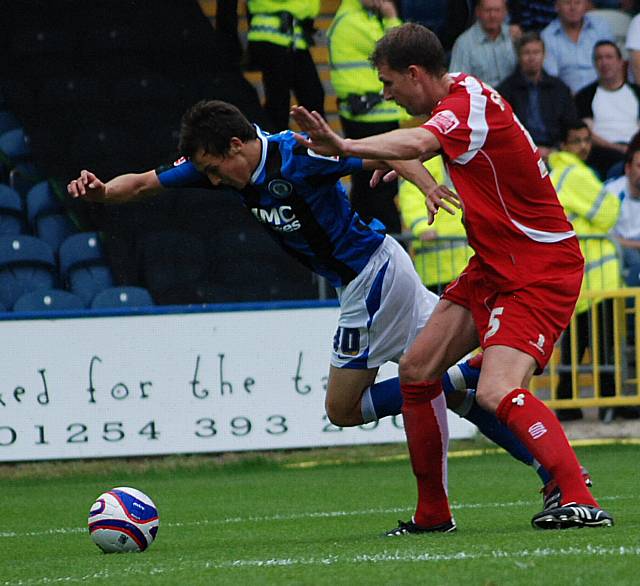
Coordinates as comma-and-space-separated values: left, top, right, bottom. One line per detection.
68, 100, 568, 522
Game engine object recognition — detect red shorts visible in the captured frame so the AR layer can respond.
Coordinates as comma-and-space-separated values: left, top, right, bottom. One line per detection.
443, 264, 583, 372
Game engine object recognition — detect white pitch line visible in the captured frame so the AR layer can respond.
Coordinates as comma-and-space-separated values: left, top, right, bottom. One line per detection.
0, 494, 631, 540
3, 545, 640, 585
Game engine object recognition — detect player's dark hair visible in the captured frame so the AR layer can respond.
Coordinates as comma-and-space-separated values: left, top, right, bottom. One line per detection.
560, 119, 589, 143
593, 39, 622, 60
516, 31, 544, 55
370, 23, 447, 77
179, 100, 257, 158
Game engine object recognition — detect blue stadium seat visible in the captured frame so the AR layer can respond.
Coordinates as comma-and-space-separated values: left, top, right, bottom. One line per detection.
26, 181, 77, 251
9, 163, 40, 197
13, 288, 85, 312
59, 232, 114, 305
26, 181, 59, 226
37, 213, 77, 254
0, 235, 56, 308
90, 286, 154, 309
0, 184, 25, 235
0, 129, 35, 187
0, 128, 32, 162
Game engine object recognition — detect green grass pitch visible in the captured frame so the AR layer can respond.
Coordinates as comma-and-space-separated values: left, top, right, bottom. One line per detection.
1, 442, 638, 585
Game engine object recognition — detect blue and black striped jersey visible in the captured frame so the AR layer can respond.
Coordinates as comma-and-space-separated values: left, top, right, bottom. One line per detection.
155, 126, 385, 288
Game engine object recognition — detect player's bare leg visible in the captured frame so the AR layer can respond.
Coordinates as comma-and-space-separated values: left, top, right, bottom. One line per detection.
477, 345, 613, 529
325, 366, 380, 426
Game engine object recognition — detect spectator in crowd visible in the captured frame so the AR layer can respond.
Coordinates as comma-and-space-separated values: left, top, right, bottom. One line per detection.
449, 0, 517, 87
541, 0, 614, 94
398, 156, 472, 294
328, 0, 407, 236
605, 140, 640, 271
547, 121, 629, 422
575, 40, 640, 177
247, 0, 325, 131
498, 31, 577, 159
508, 0, 558, 33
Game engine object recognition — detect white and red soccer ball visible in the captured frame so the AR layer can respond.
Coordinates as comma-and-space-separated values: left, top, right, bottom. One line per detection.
88, 487, 159, 553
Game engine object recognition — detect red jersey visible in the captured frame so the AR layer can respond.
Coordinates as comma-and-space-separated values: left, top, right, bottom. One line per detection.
423, 73, 583, 290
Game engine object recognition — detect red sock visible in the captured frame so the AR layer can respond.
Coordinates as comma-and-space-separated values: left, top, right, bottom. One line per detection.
496, 389, 598, 507
401, 380, 451, 526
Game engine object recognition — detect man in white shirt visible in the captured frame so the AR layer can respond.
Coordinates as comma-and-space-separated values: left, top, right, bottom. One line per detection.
575, 40, 640, 178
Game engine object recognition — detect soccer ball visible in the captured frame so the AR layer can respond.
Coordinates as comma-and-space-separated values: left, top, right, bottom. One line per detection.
88, 486, 159, 553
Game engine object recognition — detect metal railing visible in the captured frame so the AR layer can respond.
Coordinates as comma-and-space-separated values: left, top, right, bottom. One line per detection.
531, 288, 640, 408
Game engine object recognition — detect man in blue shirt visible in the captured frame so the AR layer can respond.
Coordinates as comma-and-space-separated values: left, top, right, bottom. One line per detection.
541, 0, 613, 94
68, 100, 565, 529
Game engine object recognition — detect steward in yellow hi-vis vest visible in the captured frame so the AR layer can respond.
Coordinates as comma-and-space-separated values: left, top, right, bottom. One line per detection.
398, 156, 471, 292
248, 0, 320, 50
549, 122, 624, 420
328, 0, 407, 124
549, 150, 621, 314
247, 0, 324, 132
327, 0, 409, 235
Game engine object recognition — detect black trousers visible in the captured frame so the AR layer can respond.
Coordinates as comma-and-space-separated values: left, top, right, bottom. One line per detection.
340, 117, 402, 236
556, 300, 616, 400
248, 41, 325, 132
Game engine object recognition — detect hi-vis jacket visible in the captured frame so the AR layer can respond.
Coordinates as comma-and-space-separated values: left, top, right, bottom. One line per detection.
327, 0, 408, 123
398, 156, 471, 288
549, 150, 621, 314
247, 0, 320, 50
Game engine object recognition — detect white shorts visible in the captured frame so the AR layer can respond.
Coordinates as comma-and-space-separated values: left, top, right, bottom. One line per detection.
331, 236, 439, 369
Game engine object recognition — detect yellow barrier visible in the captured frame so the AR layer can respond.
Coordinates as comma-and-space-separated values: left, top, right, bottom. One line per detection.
532, 288, 640, 408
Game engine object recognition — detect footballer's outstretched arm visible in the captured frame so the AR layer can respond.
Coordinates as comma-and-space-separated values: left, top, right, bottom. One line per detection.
67, 169, 165, 204
291, 105, 441, 160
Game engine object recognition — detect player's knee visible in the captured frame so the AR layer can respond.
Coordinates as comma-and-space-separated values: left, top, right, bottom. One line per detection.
475, 383, 502, 413
399, 353, 432, 384
324, 397, 359, 427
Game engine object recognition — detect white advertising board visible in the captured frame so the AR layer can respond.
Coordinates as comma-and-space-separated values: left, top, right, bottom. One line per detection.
0, 305, 474, 462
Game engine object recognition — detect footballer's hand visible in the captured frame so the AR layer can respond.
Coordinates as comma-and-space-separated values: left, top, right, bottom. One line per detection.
370, 169, 398, 188
67, 170, 107, 201
290, 106, 347, 157
425, 184, 460, 224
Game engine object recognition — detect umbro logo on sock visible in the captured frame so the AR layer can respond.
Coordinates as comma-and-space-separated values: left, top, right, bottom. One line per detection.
528, 421, 548, 439
512, 392, 525, 406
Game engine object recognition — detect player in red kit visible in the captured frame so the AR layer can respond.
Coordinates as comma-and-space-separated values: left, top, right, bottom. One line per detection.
291, 23, 613, 532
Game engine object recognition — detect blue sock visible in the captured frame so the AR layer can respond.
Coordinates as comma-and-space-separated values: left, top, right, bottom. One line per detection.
443, 359, 552, 485
361, 377, 402, 422
442, 359, 481, 395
